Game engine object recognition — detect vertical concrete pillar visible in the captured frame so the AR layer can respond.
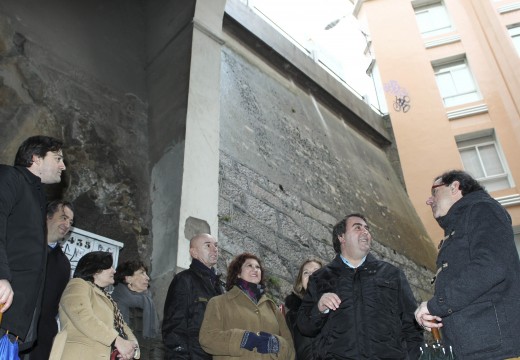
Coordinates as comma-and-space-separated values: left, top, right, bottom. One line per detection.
147, 0, 225, 310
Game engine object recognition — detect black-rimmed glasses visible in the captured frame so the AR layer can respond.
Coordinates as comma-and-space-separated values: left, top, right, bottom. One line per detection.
431, 183, 446, 196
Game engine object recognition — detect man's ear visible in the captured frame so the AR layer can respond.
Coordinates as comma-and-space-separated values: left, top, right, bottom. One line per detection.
31, 154, 41, 165
451, 181, 460, 191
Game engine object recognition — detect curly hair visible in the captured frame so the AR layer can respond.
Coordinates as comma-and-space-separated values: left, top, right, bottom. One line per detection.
225, 253, 265, 291
292, 258, 324, 298
114, 260, 148, 285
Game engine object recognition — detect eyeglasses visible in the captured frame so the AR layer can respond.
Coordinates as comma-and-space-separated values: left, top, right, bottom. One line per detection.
431, 183, 446, 196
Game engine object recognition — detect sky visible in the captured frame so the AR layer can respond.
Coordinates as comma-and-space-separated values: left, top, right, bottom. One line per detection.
247, 0, 377, 106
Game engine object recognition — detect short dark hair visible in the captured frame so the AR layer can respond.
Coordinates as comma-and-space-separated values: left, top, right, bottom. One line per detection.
46, 199, 74, 218
436, 170, 485, 196
14, 135, 63, 167
292, 258, 324, 298
114, 260, 148, 285
226, 253, 265, 291
332, 213, 368, 254
74, 251, 113, 282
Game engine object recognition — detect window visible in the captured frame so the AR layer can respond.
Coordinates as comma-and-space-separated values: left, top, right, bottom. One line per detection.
414, 1, 453, 37
433, 58, 481, 107
456, 131, 512, 192
366, 61, 388, 114
508, 25, 520, 56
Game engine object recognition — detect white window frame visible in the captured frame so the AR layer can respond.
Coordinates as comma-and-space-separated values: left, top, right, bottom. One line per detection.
508, 25, 520, 56
456, 130, 512, 192
433, 57, 481, 107
413, 1, 453, 37
366, 60, 388, 114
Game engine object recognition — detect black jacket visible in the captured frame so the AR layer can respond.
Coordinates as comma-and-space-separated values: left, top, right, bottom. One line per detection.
29, 244, 71, 360
428, 190, 520, 359
162, 259, 224, 360
285, 293, 315, 360
297, 254, 423, 360
0, 165, 47, 346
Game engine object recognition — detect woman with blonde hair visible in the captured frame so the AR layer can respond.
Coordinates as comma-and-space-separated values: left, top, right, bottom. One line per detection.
284, 258, 324, 360
199, 252, 295, 359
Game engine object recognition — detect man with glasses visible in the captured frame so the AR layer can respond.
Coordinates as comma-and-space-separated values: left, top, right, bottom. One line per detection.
415, 170, 520, 360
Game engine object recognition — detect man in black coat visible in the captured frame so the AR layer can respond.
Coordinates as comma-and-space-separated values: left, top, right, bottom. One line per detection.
28, 200, 73, 360
162, 233, 224, 360
0, 135, 66, 351
297, 213, 423, 359
415, 170, 520, 359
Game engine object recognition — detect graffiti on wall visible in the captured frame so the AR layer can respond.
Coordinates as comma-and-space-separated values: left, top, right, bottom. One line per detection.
384, 80, 410, 113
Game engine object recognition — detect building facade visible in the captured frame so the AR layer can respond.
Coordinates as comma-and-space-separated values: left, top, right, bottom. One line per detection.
355, 0, 520, 249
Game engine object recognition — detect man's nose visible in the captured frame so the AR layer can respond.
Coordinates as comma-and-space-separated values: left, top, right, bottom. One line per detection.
426, 196, 433, 205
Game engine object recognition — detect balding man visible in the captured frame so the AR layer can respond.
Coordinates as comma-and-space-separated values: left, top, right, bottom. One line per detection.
162, 234, 224, 360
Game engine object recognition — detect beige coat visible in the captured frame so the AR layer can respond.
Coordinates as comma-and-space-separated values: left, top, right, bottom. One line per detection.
199, 286, 295, 360
49, 278, 137, 360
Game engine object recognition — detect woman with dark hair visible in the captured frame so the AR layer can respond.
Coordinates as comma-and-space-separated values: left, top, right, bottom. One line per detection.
49, 251, 140, 360
111, 260, 162, 359
199, 253, 295, 359
284, 258, 324, 360
111, 261, 160, 338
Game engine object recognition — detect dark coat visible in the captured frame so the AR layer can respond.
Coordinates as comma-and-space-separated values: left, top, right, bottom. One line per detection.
0, 165, 47, 345
29, 244, 71, 360
284, 293, 314, 360
162, 259, 225, 360
297, 254, 423, 360
427, 190, 520, 359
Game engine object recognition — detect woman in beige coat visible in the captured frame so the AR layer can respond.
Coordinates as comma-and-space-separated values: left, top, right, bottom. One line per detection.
50, 251, 140, 360
199, 253, 295, 359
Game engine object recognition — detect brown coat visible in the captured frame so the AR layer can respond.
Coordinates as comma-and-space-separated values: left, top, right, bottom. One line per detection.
49, 278, 138, 359
199, 286, 295, 360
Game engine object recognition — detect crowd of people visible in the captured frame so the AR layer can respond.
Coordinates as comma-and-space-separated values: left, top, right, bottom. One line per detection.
1, 135, 520, 360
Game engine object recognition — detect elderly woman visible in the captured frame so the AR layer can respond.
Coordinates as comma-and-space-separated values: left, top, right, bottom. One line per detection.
111, 260, 160, 339
49, 251, 140, 360
199, 252, 295, 359
284, 258, 324, 360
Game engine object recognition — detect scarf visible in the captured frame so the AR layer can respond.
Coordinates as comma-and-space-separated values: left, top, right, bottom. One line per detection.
111, 283, 160, 339
91, 283, 127, 340
236, 279, 265, 303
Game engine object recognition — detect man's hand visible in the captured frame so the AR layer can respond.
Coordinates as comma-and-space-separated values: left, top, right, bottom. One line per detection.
414, 301, 442, 332
0, 279, 14, 312
318, 292, 341, 313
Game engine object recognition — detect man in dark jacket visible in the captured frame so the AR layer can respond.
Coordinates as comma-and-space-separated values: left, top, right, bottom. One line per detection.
162, 233, 224, 360
28, 200, 73, 360
415, 170, 520, 360
0, 135, 66, 351
297, 213, 423, 360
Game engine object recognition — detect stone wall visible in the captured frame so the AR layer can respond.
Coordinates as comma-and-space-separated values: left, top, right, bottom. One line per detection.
0, 9, 151, 263
0, 0, 437, 313
216, 40, 436, 302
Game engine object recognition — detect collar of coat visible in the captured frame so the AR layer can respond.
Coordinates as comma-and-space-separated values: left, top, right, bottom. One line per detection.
227, 285, 275, 307
436, 190, 507, 231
